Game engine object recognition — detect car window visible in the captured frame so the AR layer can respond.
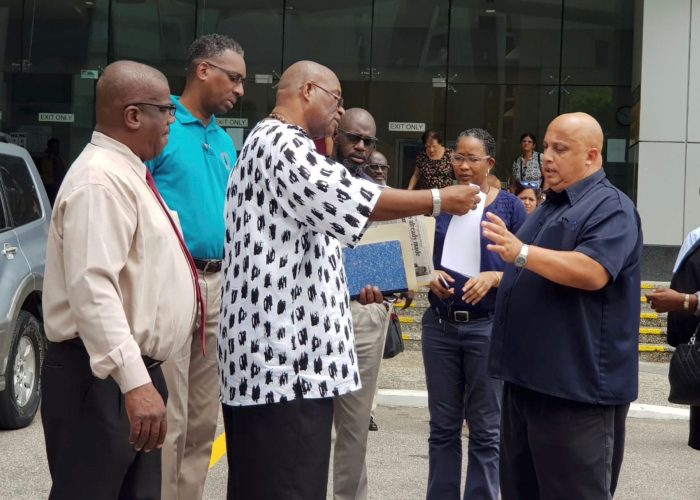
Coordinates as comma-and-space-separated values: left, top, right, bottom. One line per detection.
0, 153, 42, 227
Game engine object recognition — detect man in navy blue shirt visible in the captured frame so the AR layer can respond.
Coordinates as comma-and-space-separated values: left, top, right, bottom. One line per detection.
482, 112, 642, 499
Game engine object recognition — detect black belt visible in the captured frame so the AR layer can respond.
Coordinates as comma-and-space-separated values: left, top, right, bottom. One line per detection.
193, 258, 222, 273
62, 337, 163, 370
433, 307, 491, 323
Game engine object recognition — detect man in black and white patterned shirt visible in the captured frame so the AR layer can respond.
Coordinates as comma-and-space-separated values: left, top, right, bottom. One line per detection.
219, 60, 480, 500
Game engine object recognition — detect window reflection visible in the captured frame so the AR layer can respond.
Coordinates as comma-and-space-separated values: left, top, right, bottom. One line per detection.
198, 0, 283, 78
284, 1, 372, 81
111, 0, 195, 75
372, 0, 450, 83
449, 0, 562, 85
562, 0, 634, 86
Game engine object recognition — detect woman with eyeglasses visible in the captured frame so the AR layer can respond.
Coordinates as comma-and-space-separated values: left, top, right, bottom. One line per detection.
510, 132, 546, 192
407, 129, 454, 190
422, 129, 527, 500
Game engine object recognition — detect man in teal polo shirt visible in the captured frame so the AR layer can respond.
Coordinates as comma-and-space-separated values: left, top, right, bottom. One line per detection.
147, 33, 246, 500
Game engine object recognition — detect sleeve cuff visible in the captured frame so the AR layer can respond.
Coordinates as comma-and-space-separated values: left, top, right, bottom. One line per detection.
107, 339, 151, 393
694, 292, 700, 317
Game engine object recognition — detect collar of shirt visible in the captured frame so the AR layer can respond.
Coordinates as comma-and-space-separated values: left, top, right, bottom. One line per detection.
545, 168, 606, 206
172, 95, 222, 130
90, 131, 147, 179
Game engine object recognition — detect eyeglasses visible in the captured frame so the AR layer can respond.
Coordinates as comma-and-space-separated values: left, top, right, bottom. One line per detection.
310, 82, 344, 109
124, 102, 177, 117
338, 128, 378, 148
204, 61, 245, 85
450, 153, 490, 166
364, 163, 389, 172
519, 180, 541, 189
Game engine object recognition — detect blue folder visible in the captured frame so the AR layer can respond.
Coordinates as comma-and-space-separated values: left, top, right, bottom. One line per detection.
343, 240, 409, 300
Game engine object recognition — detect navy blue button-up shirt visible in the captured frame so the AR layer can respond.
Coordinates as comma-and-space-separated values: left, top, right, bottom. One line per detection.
488, 169, 643, 405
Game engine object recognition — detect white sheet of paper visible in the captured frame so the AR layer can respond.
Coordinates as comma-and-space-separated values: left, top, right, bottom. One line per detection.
440, 188, 486, 278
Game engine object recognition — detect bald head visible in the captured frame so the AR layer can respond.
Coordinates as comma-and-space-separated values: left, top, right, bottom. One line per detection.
542, 112, 605, 192
271, 60, 344, 140
95, 61, 173, 161
548, 112, 604, 150
338, 108, 376, 136
276, 61, 337, 97
96, 61, 169, 128
365, 150, 389, 185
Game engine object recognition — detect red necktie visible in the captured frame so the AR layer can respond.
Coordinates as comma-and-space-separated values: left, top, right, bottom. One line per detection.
146, 169, 207, 355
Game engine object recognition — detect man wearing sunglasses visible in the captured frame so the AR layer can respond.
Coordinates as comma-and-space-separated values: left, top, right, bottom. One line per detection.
330, 108, 393, 500
333, 108, 379, 180
147, 33, 246, 500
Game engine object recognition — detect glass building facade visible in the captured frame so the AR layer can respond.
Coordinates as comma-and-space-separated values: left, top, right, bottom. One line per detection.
0, 1, 635, 197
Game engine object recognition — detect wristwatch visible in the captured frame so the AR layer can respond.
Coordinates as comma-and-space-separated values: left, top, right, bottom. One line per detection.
430, 188, 441, 217
514, 244, 529, 268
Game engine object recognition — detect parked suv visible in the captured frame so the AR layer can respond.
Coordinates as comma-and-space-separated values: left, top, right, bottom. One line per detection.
0, 138, 51, 429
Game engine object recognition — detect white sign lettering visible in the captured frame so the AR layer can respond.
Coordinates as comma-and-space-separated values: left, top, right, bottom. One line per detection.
80, 69, 99, 80
218, 117, 248, 128
388, 122, 426, 133
38, 113, 75, 123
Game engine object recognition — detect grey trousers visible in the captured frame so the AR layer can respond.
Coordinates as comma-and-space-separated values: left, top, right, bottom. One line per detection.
333, 301, 390, 500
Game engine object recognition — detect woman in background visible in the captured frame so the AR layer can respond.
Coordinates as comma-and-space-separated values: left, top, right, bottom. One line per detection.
514, 184, 541, 215
407, 130, 454, 190
510, 132, 545, 191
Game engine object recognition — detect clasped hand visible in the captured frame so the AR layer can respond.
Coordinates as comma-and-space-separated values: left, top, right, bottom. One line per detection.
430, 270, 499, 305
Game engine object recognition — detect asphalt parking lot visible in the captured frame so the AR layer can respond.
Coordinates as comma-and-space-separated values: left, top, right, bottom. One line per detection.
2, 404, 700, 500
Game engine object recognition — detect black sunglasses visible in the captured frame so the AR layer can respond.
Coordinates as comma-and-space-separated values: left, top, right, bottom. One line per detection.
338, 128, 378, 148
124, 102, 176, 117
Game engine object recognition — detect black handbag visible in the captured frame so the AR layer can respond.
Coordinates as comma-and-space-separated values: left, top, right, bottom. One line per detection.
383, 311, 404, 359
668, 323, 700, 405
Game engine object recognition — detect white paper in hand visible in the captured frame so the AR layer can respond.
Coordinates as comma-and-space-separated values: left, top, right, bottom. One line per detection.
440, 187, 486, 278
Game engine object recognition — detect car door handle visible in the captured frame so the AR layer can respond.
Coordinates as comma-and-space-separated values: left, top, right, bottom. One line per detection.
2, 243, 17, 260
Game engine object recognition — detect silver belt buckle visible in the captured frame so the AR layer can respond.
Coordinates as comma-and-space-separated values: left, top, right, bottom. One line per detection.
453, 311, 470, 323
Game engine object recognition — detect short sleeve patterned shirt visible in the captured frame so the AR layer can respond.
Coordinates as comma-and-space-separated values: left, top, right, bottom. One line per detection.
415, 148, 455, 190
219, 119, 382, 406
512, 152, 543, 186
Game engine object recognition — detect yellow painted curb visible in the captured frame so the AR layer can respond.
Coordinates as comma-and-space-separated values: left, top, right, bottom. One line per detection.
209, 433, 227, 469
639, 327, 664, 335
401, 334, 411, 341
640, 282, 656, 289
638, 344, 671, 352
394, 301, 417, 308
640, 296, 647, 303
398, 316, 415, 324
640, 312, 659, 320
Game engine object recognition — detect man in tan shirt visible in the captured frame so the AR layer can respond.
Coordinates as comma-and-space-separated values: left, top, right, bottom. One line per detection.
41, 60, 198, 500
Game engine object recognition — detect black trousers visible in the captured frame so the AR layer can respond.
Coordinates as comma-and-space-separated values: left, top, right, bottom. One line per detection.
222, 397, 334, 500
41, 340, 168, 500
500, 382, 629, 500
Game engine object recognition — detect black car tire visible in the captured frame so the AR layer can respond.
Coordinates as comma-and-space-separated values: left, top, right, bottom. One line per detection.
0, 311, 43, 429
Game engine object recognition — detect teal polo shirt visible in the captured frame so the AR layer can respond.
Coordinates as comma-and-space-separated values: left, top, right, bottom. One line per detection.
147, 96, 237, 259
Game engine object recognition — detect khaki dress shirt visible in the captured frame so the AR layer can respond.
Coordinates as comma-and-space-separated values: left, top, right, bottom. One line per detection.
43, 131, 197, 393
